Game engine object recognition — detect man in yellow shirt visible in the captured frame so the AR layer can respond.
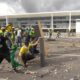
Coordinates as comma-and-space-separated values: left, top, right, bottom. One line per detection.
18, 38, 39, 67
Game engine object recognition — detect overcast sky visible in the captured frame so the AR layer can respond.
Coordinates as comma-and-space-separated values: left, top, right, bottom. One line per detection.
0, 0, 80, 15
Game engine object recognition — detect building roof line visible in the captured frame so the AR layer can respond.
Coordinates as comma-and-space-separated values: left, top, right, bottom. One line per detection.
1, 10, 80, 19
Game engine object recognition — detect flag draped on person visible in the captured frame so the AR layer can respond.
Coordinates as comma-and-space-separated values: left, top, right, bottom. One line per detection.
10, 45, 22, 69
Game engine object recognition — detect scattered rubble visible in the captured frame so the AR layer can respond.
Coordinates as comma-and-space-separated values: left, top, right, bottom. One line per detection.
0, 78, 8, 80
54, 69, 57, 74
24, 70, 37, 75
70, 76, 79, 80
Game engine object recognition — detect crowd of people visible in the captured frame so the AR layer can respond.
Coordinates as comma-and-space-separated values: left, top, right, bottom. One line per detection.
0, 24, 40, 72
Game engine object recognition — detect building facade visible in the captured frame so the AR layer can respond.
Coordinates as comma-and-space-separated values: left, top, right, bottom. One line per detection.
0, 11, 80, 37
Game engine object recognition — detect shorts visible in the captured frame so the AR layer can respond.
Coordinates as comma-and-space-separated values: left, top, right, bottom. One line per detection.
21, 53, 35, 64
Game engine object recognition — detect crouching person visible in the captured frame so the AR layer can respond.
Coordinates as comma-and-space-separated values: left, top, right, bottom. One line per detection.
18, 38, 39, 67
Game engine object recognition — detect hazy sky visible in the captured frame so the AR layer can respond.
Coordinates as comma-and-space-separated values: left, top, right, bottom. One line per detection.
0, 0, 80, 15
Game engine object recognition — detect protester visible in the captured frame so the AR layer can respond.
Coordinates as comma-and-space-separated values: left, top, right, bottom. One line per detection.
10, 44, 22, 71
18, 38, 39, 67
48, 29, 53, 39
0, 30, 18, 71
17, 28, 22, 47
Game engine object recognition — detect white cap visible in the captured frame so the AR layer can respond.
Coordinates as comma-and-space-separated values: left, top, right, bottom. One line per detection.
1, 27, 5, 29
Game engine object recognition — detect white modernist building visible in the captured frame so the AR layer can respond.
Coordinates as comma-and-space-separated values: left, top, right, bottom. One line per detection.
1, 11, 80, 36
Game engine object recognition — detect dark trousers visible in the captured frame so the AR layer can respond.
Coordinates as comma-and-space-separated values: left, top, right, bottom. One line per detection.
17, 36, 22, 47
29, 45, 39, 55
0, 52, 11, 64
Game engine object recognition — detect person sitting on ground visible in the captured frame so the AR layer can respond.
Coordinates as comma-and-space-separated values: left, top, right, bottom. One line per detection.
18, 38, 40, 67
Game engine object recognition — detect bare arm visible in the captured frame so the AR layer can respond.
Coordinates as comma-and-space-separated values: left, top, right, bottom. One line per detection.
30, 38, 40, 46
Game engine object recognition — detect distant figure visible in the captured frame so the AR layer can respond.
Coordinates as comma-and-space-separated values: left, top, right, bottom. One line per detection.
48, 29, 53, 39
17, 28, 22, 47
56, 31, 61, 38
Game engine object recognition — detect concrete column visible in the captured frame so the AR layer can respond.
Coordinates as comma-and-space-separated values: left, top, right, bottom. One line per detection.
6, 16, 9, 26
50, 14, 54, 37
12, 18, 17, 27
18, 22, 21, 28
51, 14, 53, 30
69, 12, 71, 32
68, 12, 71, 36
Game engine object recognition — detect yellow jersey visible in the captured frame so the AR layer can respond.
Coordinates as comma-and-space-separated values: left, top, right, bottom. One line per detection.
19, 44, 31, 56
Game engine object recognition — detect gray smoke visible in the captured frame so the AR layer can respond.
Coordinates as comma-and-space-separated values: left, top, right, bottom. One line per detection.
20, 0, 80, 12
0, 0, 80, 13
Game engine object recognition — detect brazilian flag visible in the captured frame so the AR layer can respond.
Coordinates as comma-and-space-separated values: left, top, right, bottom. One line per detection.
10, 45, 22, 69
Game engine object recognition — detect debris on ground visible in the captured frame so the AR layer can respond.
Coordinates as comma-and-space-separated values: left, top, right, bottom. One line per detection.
0, 78, 8, 80
53, 68, 57, 75
24, 70, 37, 75
70, 76, 79, 80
